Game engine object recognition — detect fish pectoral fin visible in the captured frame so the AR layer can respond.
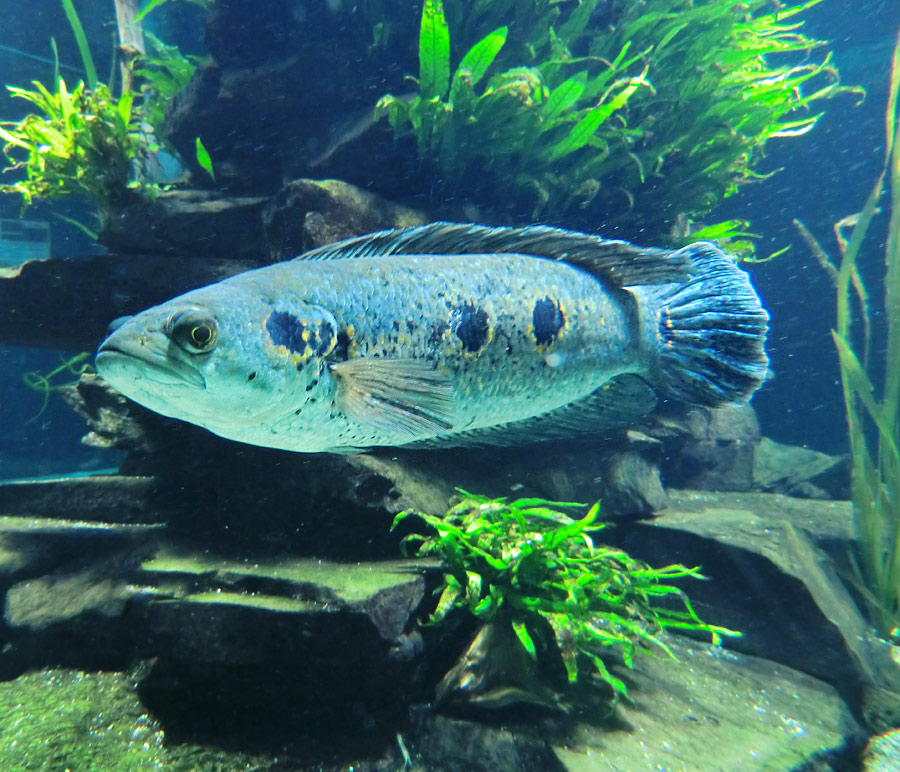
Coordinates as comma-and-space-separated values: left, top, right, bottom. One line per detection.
330, 358, 454, 439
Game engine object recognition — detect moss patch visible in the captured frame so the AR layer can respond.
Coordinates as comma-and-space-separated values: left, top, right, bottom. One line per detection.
0, 669, 164, 772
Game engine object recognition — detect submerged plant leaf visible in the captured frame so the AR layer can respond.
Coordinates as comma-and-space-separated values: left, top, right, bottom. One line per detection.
457, 26, 508, 87
59, 0, 97, 89
419, 0, 451, 99
195, 136, 215, 181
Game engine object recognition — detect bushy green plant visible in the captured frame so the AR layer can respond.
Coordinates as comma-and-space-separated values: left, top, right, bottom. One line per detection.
799, 29, 900, 640
0, 79, 141, 213
378, 0, 859, 239
394, 490, 737, 696
0, 2, 212, 219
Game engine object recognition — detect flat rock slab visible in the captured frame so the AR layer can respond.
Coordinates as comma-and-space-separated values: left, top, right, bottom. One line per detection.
605, 489, 892, 694
0, 513, 161, 582
99, 190, 270, 260
0, 475, 162, 522
662, 489, 854, 551
555, 638, 861, 772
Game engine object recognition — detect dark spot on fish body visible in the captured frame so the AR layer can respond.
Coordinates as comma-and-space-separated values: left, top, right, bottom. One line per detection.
454, 303, 490, 353
315, 319, 336, 356
533, 297, 566, 346
267, 311, 311, 356
428, 321, 450, 353
334, 330, 351, 360
248, 371, 257, 381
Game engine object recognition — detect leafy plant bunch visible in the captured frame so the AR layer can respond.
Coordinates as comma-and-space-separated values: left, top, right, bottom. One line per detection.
395, 491, 737, 696
0, 0, 208, 220
0, 80, 140, 213
378, 0, 855, 240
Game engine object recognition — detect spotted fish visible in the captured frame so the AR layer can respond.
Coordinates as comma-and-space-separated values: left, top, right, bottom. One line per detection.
95, 222, 768, 452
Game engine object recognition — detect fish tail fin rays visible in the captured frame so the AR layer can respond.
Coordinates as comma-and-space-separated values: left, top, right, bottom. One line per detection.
643, 242, 769, 406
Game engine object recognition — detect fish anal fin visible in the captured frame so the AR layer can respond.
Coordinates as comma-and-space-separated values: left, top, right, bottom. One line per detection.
404, 374, 657, 449
330, 358, 455, 440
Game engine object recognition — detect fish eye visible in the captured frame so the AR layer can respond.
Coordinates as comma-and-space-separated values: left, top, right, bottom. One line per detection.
168, 309, 218, 354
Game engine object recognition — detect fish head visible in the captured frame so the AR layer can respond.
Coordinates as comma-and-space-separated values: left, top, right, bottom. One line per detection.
95, 282, 338, 435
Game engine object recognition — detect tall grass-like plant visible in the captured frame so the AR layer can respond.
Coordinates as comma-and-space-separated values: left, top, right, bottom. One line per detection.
377, 0, 859, 239
800, 29, 900, 639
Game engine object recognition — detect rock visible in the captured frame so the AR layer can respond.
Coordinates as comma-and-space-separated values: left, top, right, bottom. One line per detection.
99, 189, 269, 260
754, 437, 850, 499
408, 636, 861, 772
554, 637, 862, 772
165, 2, 415, 196
0, 475, 162, 522
411, 709, 566, 772
0, 517, 428, 690
862, 729, 900, 771
130, 553, 427, 746
262, 178, 429, 261
608, 489, 900, 706
593, 432, 668, 516
0, 254, 258, 350
60, 373, 167, 454
0, 515, 159, 581
644, 403, 761, 492
134, 551, 426, 662
5, 565, 130, 628
861, 682, 900, 734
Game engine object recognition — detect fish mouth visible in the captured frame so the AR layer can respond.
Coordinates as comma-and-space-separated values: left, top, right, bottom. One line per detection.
96, 337, 206, 390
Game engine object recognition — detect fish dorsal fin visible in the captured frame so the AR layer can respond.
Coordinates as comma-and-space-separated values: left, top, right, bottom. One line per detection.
401, 374, 657, 449
297, 222, 691, 287
330, 357, 455, 440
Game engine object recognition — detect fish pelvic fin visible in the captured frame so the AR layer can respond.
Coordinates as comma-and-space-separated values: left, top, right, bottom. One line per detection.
640, 242, 769, 406
330, 358, 455, 440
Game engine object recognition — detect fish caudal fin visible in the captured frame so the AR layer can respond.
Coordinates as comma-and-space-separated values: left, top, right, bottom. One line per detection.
644, 242, 769, 406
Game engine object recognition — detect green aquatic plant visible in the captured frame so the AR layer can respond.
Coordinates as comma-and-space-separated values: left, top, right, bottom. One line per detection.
394, 490, 737, 698
0, 669, 165, 771
134, 0, 212, 24
195, 136, 214, 181
378, 0, 650, 221
131, 31, 203, 146
59, 0, 98, 89
797, 29, 900, 640
0, 2, 210, 218
378, 0, 859, 239
23, 351, 93, 421
0, 79, 142, 215
0, 0, 145, 215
